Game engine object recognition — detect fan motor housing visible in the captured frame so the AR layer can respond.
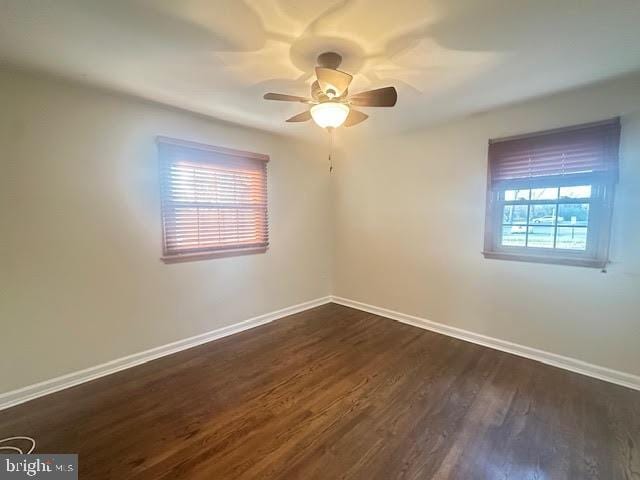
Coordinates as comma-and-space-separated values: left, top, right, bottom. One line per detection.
317, 52, 342, 69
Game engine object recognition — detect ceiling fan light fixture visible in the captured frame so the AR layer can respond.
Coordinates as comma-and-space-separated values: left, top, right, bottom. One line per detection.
310, 102, 349, 128
263, 52, 397, 128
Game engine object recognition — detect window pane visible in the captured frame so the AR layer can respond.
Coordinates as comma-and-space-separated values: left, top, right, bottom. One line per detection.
558, 204, 589, 226
503, 205, 529, 224
503, 205, 512, 224
559, 185, 591, 199
504, 189, 530, 201
527, 226, 555, 248
529, 204, 557, 225
531, 187, 558, 200
556, 227, 588, 250
494, 180, 602, 259
502, 225, 526, 246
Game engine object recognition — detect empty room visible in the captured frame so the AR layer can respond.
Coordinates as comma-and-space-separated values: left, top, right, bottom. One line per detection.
1, 1, 639, 478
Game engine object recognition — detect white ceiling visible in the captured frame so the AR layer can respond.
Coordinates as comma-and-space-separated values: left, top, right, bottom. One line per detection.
2, 0, 640, 139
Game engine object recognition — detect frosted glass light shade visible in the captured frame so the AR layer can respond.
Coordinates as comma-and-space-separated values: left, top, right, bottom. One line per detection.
310, 102, 349, 128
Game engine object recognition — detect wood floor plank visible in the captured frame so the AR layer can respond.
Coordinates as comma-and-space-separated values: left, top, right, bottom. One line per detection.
1, 303, 639, 479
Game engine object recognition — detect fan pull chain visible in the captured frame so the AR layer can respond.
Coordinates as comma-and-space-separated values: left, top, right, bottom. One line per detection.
327, 126, 335, 173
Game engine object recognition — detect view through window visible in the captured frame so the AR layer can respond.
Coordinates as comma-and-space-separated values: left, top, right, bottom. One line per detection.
500, 185, 591, 250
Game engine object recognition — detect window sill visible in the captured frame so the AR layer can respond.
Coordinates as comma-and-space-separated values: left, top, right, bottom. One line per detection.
482, 250, 606, 269
162, 246, 267, 264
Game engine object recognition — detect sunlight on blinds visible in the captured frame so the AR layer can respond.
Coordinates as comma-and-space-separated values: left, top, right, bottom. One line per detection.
158, 138, 268, 260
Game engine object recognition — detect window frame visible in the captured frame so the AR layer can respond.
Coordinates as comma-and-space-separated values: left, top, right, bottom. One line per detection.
157, 136, 269, 263
483, 173, 615, 268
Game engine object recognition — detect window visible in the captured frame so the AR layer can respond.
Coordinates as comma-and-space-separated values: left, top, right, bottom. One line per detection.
483, 119, 620, 268
157, 137, 269, 262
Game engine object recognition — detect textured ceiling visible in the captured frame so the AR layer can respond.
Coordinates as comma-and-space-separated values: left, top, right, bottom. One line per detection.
1, 0, 640, 139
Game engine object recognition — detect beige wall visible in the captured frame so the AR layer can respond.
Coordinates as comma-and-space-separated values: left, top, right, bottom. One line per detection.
2, 68, 639, 395
0, 70, 331, 392
333, 74, 640, 376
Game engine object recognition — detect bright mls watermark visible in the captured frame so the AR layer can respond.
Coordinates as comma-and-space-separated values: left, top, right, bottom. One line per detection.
0, 455, 77, 479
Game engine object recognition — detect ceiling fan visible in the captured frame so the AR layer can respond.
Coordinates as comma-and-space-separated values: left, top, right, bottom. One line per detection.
263, 52, 397, 129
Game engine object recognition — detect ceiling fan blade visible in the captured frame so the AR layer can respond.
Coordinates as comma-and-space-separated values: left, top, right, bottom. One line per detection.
315, 67, 353, 96
264, 93, 310, 103
344, 109, 369, 127
349, 86, 398, 107
285, 110, 312, 123
311, 81, 328, 102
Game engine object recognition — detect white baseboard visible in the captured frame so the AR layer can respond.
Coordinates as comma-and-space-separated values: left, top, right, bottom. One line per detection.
0, 296, 331, 411
3, 294, 637, 411
331, 296, 640, 391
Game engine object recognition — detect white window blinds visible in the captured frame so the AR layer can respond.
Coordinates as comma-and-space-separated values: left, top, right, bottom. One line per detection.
158, 137, 269, 261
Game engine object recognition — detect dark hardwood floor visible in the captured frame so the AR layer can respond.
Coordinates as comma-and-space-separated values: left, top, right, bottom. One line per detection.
1, 303, 639, 479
